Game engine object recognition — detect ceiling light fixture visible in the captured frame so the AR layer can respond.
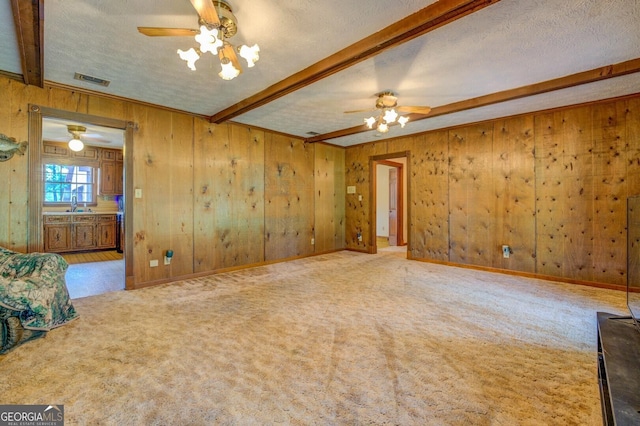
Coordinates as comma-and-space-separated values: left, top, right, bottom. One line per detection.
67, 125, 86, 152
177, 1, 259, 81
364, 108, 409, 134
346, 92, 428, 135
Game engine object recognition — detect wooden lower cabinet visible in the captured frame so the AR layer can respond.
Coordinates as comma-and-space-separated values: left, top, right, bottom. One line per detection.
74, 222, 96, 250
44, 223, 72, 252
43, 214, 117, 253
97, 216, 117, 248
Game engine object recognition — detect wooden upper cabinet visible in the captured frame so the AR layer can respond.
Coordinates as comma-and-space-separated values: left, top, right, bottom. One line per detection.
73, 145, 98, 160
100, 161, 116, 195
100, 148, 123, 196
42, 141, 70, 157
115, 161, 124, 194
102, 149, 119, 161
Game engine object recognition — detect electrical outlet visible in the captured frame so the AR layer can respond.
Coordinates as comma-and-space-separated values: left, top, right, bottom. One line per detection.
502, 245, 510, 259
311, 238, 315, 245
150, 259, 158, 267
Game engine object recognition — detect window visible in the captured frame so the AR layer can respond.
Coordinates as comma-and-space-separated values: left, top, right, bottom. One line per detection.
44, 163, 96, 204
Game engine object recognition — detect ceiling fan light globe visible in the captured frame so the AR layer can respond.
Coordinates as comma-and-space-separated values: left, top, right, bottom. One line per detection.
195, 26, 223, 54
68, 138, 84, 152
239, 44, 260, 67
364, 117, 376, 129
177, 48, 200, 70
383, 108, 398, 124
219, 59, 240, 80
398, 116, 409, 128
377, 122, 389, 133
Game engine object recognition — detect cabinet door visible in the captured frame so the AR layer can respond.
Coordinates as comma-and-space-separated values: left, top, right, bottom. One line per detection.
74, 223, 96, 249
44, 224, 72, 252
115, 161, 123, 194
100, 161, 116, 195
97, 221, 116, 248
73, 145, 98, 160
42, 142, 70, 158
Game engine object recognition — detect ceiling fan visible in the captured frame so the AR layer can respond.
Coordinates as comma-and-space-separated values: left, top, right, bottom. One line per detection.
137, 0, 259, 80
345, 92, 431, 133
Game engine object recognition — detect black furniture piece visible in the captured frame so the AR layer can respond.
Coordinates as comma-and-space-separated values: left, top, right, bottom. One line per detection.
597, 312, 640, 425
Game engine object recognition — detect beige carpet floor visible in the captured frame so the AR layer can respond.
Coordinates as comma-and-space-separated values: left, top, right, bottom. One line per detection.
0, 250, 628, 425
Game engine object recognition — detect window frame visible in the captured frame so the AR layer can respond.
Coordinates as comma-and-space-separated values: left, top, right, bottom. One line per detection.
43, 159, 98, 207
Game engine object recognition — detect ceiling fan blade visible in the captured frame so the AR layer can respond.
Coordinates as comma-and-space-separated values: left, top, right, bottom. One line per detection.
190, 0, 221, 26
219, 44, 243, 75
397, 105, 432, 114
344, 108, 377, 114
138, 27, 198, 37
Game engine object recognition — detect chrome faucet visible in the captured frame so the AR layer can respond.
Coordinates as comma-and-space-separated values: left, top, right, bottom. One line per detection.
71, 195, 78, 212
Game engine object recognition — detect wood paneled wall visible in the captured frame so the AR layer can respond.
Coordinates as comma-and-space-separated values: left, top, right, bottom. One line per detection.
0, 76, 345, 289
314, 143, 346, 253
265, 133, 314, 260
345, 95, 640, 287
345, 142, 389, 250
409, 132, 449, 261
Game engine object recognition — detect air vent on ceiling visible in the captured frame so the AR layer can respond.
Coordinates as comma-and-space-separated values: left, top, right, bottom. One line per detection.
74, 72, 110, 87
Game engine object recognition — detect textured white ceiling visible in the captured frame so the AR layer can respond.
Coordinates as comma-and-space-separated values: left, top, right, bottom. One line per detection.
1, 0, 640, 147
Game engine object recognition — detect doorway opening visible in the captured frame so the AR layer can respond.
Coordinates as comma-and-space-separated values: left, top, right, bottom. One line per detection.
371, 151, 409, 256
27, 105, 134, 297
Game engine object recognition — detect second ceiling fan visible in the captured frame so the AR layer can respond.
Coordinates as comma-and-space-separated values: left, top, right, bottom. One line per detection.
345, 92, 431, 133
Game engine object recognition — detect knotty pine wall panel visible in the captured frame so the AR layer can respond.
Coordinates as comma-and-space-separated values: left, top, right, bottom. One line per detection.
0, 80, 36, 251
314, 143, 346, 253
345, 141, 388, 251
87, 96, 127, 121
492, 116, 535, 272
535, 107, 595, 281
193, 120, 218, 272
591, 102, 629, 285
409, 132, 449, 261
130, 104, 176, 284
264, 134, 314, 260
448, 124, 495, 266
628, 97, 640, 193
166, 113, 195, 278
214, 123, 265, 269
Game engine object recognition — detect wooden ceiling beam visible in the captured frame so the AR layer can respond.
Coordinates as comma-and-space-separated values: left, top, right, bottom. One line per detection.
306, 57, 640, 143
209, 0, 501, 124
11, 0, 44, 87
